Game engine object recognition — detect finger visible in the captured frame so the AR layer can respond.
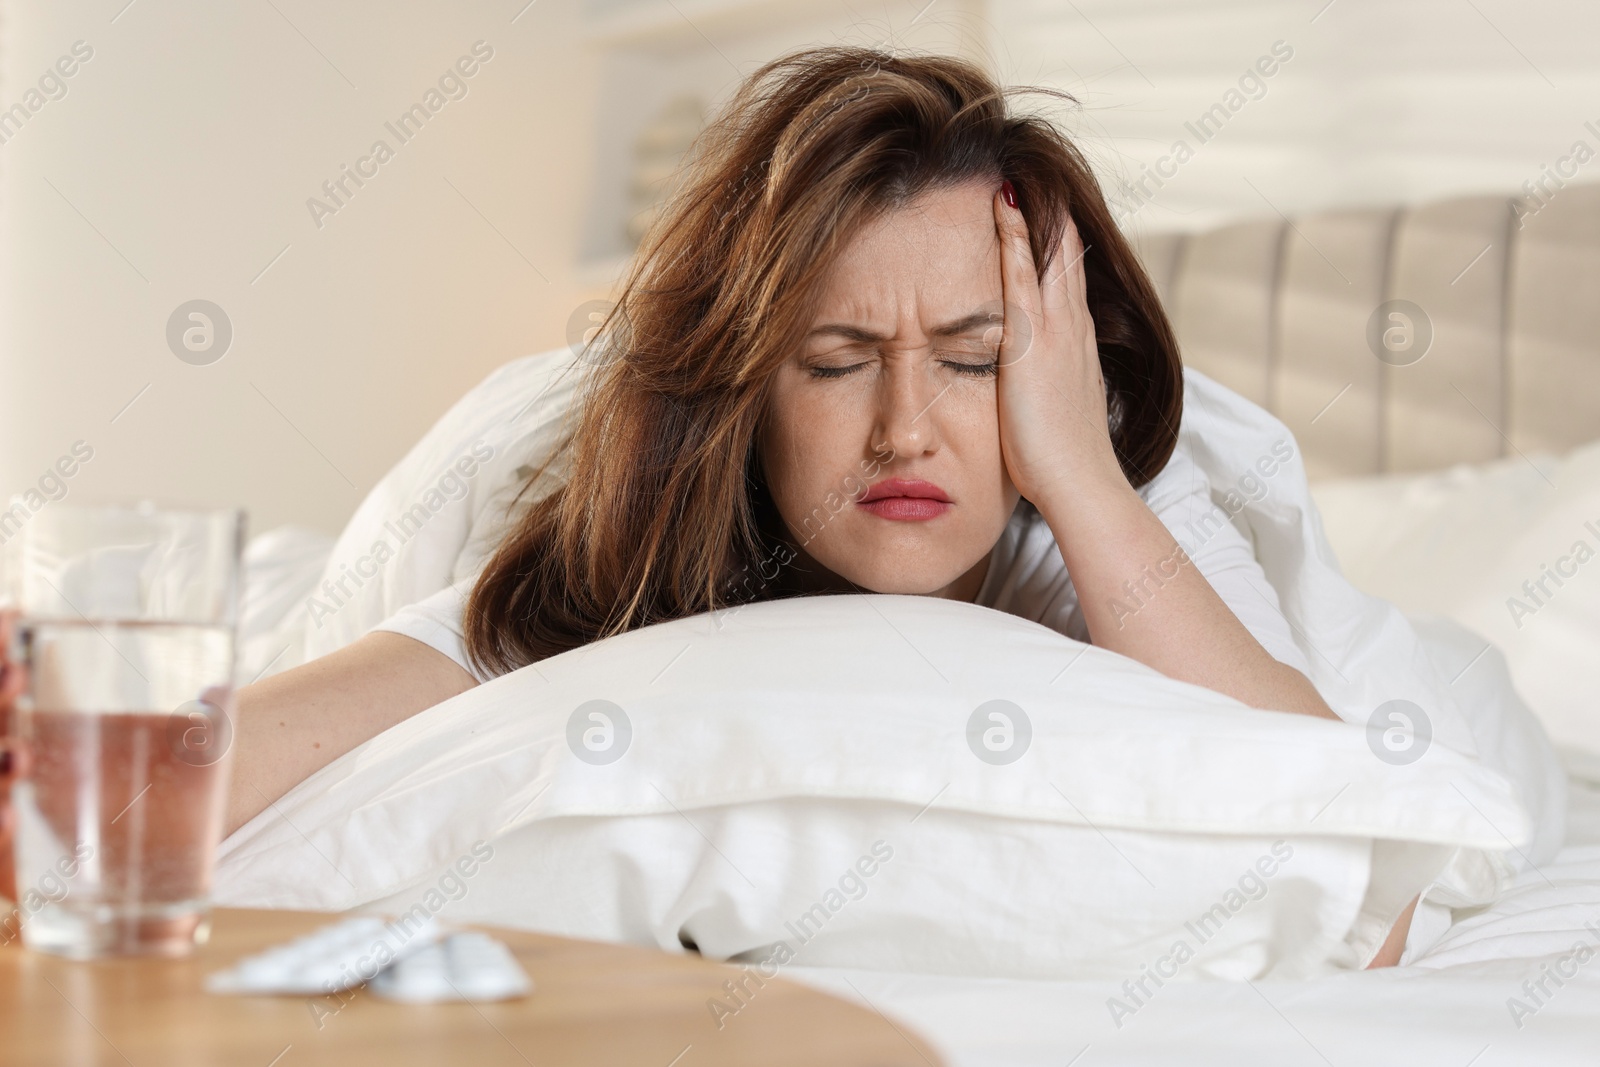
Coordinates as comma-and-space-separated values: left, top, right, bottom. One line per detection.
0, 661, 21, 706
0, 736, 27, 798
0, 613, 23, 739
1039, 215, 1075, 316
992, 184, 1041, 368
1057, 216, 1102, 366
0, 613, 16, 692
1049, 214, 1091, 328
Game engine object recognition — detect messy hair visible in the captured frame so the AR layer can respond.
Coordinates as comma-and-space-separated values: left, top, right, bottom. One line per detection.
463, 45, 1183, 676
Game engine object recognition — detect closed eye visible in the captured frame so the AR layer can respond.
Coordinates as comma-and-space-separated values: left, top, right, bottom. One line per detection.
808, 362, 868, 379
806, 350, 992, 379
806, 358, 997, 380
941, 359, 998, 378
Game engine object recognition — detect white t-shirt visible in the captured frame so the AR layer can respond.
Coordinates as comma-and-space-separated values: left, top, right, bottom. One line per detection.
368, 442, 1312, 683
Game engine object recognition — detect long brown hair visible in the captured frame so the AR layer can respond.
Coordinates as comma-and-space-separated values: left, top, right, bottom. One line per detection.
463, 45, 1184, 677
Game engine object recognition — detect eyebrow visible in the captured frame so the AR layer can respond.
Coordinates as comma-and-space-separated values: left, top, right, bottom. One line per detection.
805, 309, 997, 343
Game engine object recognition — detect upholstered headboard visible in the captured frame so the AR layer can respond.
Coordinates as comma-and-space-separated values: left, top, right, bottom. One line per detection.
1127, 183, 1600, 481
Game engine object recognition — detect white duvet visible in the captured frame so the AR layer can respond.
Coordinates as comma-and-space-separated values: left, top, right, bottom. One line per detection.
787, 773, 1600, 1066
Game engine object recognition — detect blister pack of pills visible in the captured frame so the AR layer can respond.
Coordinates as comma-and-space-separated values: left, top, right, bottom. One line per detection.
369, 930, 533, 1002
205, 915, 532, 1003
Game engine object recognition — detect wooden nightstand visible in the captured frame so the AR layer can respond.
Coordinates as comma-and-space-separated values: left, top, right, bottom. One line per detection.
0, 908, 943, 1065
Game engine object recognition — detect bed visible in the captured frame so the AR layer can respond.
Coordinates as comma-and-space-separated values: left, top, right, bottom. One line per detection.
225, 180, 1600, 1064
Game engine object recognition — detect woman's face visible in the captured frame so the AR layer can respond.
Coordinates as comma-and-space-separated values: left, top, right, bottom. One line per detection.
759, 179, 1023, 599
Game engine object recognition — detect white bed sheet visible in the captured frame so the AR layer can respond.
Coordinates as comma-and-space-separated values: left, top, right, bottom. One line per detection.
783, 772, 1600, 1065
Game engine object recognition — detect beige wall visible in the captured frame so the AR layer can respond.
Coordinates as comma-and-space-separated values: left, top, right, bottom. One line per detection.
1, 1, 604, 539
0, 0, 985, 538
3, 0, 1595, 538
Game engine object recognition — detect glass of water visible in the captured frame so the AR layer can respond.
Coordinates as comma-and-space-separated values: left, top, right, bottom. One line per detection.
1, 501, 245, 958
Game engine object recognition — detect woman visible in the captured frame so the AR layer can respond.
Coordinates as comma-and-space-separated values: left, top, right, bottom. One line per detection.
0, 45, 1415, 964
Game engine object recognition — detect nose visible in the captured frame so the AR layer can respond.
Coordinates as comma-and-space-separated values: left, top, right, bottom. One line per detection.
871, 351, 945, 463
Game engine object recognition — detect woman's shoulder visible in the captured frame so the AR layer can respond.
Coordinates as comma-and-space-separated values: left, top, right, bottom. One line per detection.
365, 575, 495, 684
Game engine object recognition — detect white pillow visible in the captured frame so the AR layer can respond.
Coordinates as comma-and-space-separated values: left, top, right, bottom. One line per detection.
257, 346, 1566, 848
1310, 438, 1600, 763
215, 592, 1532, 981
290, 346, 583, 668
237, 525, 334, 682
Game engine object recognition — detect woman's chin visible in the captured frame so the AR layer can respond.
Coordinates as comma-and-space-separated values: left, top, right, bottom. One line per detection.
797, 524, 989, 599
830, 564, 972, 599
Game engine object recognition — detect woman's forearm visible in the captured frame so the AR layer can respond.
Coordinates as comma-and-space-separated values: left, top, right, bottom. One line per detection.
1031, 474, 1338, 720
224, 632, 479, 837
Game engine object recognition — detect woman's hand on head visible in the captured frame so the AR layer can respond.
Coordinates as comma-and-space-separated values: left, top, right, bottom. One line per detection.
991, 182, 1124, 503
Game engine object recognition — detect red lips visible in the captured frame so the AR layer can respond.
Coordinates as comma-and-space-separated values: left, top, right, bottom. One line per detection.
858, 478, 951, 503
856, 478, 952, 521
